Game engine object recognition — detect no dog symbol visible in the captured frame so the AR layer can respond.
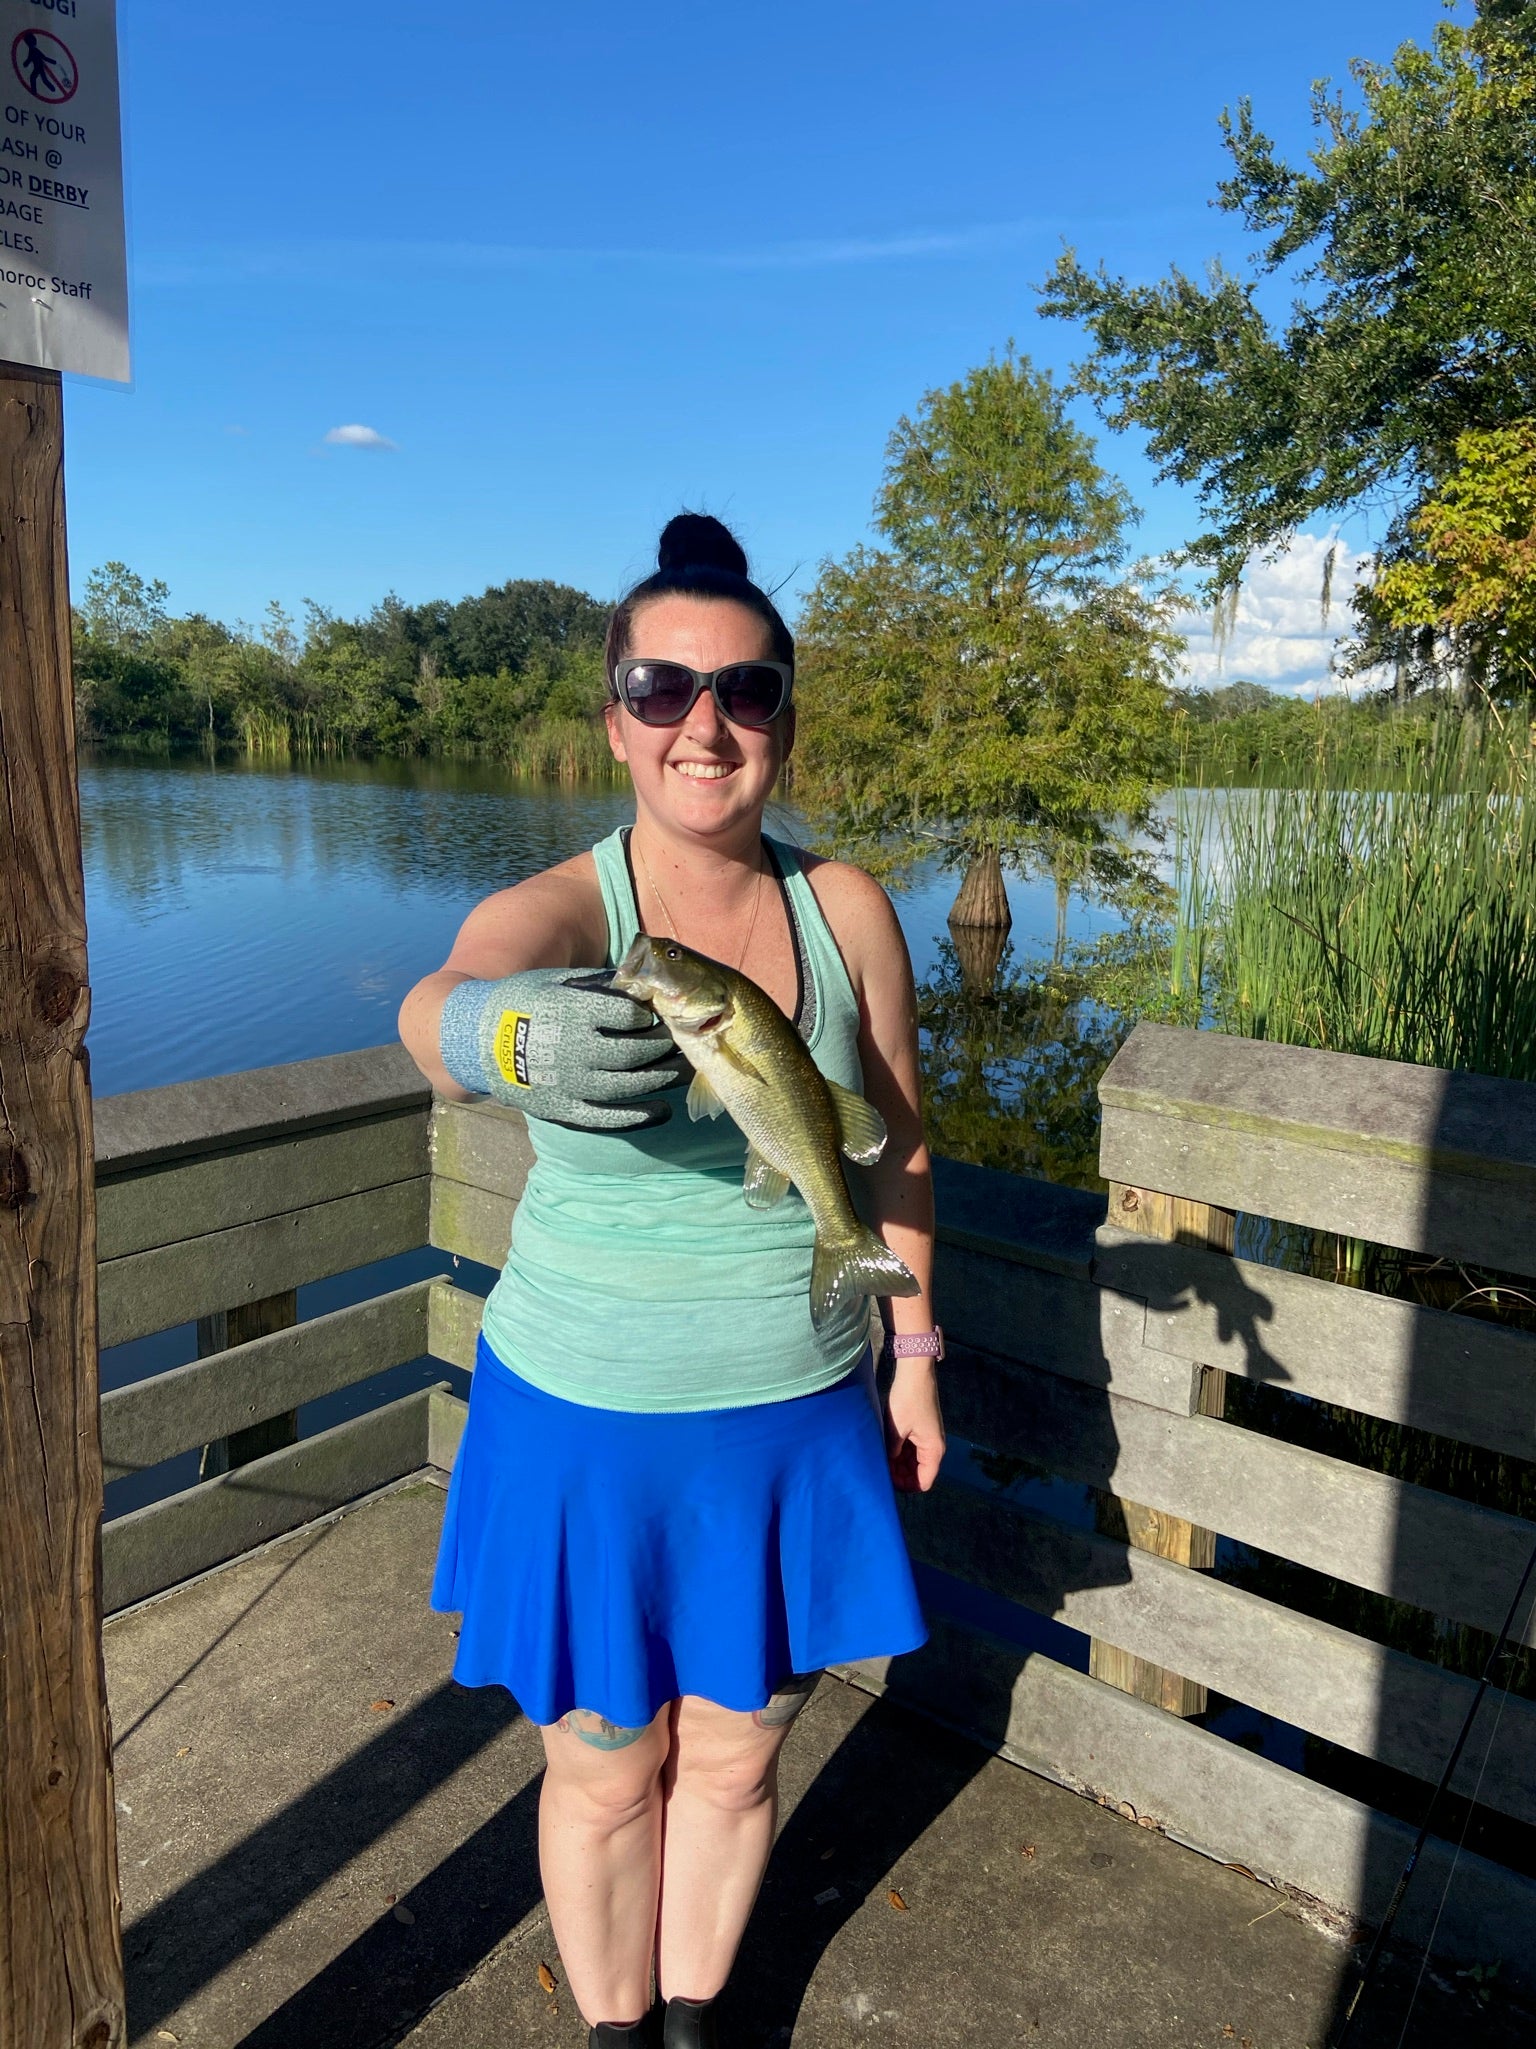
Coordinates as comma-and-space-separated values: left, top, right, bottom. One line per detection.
12, 29, 78, 105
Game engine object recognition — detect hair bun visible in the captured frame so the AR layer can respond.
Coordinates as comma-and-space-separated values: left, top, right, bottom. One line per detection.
657, 512, 748, 579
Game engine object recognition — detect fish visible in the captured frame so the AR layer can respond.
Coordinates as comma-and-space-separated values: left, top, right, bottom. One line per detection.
610, 933, 921, 1329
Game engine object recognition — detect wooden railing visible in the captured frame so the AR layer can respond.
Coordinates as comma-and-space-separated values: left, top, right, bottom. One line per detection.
856, 1023, 1536, 1981
96, 1047, 480, 1611
93, 1029, 1536, 1983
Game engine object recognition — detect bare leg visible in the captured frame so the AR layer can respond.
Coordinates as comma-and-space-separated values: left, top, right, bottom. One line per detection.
538, 1701, 672, 2026
655, 1674, 821, 2001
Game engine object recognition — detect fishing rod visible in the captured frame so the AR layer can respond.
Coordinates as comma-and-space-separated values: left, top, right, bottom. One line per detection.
1330, 1531, 1536, 2047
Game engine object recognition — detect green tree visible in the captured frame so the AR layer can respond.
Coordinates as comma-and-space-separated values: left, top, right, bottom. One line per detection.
446, 579, 607, 677
71, 560, 614, 759
794, 350, 1180, 940
152, 611, 240, 741
1367, 422, 1536, 698
79, 562, 170, 648
1039, 0, 1536, 685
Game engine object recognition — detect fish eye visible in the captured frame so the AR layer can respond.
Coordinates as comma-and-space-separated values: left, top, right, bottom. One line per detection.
666, 946, 681, 958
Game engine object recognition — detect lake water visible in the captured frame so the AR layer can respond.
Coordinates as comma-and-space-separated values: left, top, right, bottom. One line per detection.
82, 752, 1125, 1098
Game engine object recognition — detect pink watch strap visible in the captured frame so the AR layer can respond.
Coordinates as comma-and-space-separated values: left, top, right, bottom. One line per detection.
884, 1326, 944, 1361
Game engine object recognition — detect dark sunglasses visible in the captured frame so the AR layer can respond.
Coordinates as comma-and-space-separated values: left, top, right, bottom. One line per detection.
610, 657, 794, 729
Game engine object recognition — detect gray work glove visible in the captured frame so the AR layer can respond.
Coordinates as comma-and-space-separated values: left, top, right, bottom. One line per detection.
438, 967, 686, 1130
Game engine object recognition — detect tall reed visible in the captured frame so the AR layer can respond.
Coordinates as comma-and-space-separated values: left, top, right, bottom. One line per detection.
1175, 721, 1536, 1081
498, 716, 628, 784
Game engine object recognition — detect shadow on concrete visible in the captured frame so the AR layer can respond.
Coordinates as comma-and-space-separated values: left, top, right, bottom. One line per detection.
236, 1769, 543, 2049
728, 1680, 1002, 2041
125, 1678, 520, 2040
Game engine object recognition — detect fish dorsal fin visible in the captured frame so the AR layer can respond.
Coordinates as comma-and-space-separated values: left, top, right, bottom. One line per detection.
742, 1145, 792, 1211
824, 1078, 887, 1165
687, 1067, 727, 1121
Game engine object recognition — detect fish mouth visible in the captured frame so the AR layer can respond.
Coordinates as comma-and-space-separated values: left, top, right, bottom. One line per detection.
608, 937, 655, 996
692, 1009, 727, 1035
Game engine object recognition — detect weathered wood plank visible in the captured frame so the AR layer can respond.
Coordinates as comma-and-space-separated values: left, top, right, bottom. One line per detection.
1099, 1021, 1536, 1277
1095, 1221, 1536, 1462
429, 1095, 535, 1203
834, 1617, 1536, 1986
427, 1278, 485, 1373
428, 1385, 469, 1473
429, 1173, 513, 1270
101, 1282, 435, 1483
93, 1043, 429, 1178
102, 1389, 439, 1614
940, 1344, 1536, 1649
934, 1240, 1200, 1415
0, 361, 124, 2049
930, 1155, 1104, 1276
97, 1110, 427, 1261
1089, 1183, 1233, 1715
902, 1469, 1536, 1822
97, 1177, 430, 1349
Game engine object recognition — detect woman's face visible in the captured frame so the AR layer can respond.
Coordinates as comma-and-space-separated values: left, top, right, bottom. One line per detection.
605, 594, 794, 845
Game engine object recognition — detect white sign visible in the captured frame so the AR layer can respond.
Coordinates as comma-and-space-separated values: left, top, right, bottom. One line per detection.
0, 0, 126, 382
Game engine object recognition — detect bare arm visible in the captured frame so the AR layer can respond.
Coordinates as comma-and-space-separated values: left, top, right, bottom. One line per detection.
807, 859, 944, 1492
397, 855, 608, 1099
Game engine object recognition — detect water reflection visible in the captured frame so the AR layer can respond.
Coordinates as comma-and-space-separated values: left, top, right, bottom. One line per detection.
917, 940, 1128, 1192
80, 753, 1121, 1099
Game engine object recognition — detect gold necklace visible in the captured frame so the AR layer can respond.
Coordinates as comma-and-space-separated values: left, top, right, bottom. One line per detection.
637, 838, 765, 973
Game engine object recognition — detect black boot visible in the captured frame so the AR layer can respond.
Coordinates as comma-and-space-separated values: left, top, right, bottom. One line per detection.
588, 2005, 660, 2049
663, 1994, 720, 2048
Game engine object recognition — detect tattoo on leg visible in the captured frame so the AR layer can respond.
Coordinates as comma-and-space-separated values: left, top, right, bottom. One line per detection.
557, 1707, 650, 1749
752, 1669, 822, 1729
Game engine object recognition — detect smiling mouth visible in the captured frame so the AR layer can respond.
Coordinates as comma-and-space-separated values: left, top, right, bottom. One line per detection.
670, 761, 739, 780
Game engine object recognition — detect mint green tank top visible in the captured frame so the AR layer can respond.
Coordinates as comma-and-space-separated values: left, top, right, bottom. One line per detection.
478, 828, 872, 1411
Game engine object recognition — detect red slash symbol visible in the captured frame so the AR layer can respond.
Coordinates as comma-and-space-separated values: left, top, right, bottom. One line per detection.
12, 30, 78, 106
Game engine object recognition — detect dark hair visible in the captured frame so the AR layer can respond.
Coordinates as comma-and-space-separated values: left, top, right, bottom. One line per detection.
605, 512, 795, 691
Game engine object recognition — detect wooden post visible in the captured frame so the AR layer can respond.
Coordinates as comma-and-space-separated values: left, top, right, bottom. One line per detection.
197, 1290, 299, 1476
0, 366, 125, 2046
1089, 1180, 1234, 1718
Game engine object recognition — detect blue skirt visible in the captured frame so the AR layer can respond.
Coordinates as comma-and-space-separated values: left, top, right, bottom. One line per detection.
431, 1334, 929, 1728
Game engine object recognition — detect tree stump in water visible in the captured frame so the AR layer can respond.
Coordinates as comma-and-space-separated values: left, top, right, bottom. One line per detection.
949, 846, 1010, 930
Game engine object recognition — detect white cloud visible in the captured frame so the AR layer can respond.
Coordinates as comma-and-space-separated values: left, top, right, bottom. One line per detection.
1173, 531, 1392, 697
323, 423, 396, 450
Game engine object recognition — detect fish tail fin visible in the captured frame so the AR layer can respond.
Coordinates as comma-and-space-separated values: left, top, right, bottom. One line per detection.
810, 1226, 921, 1330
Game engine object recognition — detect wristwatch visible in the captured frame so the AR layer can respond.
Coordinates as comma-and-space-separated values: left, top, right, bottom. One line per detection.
882, 1326, 945, 1363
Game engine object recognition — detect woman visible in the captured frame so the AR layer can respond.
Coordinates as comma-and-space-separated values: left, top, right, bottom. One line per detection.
398, 514, 945, 2047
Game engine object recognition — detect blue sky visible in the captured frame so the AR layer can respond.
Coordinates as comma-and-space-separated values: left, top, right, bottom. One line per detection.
66, 0, 1456, 688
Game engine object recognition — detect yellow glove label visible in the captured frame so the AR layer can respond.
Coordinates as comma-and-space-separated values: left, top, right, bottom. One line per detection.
493, 1010, 533, 1088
